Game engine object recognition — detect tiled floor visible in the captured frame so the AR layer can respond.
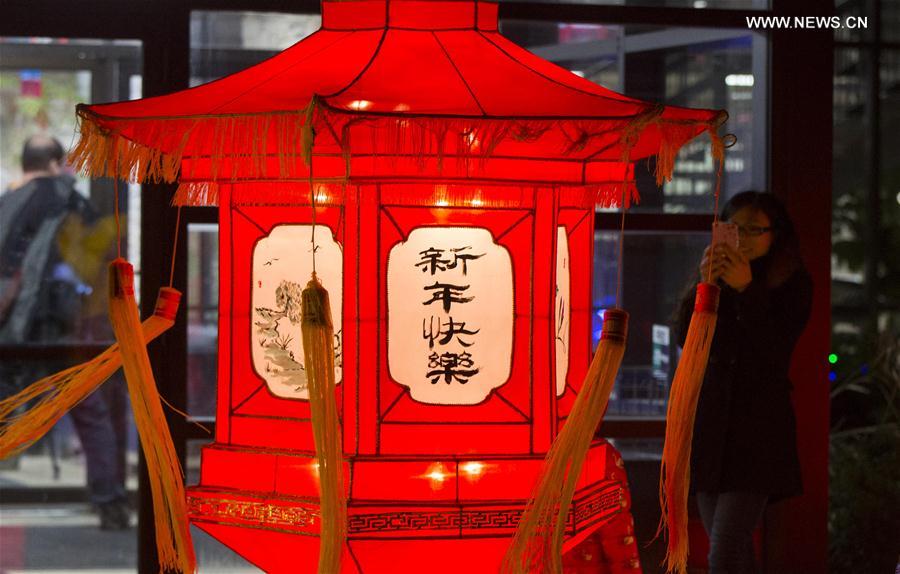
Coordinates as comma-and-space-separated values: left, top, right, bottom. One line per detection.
0, 505, 260, 573
0, 449, 258, 573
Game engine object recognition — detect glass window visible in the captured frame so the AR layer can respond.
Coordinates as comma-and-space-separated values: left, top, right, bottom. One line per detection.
185, 11, 323, 422
885, 0, 900, 42
501, 22, 767, 212
187, 224, 218, 420
190, 11, 321, 85
0, 36, 142, 570
593, 230, 710, 418
500, 0, 770, 10
835, 0, 874, 43
832, 47, 868, 303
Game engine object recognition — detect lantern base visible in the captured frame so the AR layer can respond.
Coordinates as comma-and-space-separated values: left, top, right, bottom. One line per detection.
187, 441, 632, 573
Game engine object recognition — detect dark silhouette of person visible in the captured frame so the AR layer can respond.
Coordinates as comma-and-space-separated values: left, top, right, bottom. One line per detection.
0, 135, 130, 529
674, 191, 812, 573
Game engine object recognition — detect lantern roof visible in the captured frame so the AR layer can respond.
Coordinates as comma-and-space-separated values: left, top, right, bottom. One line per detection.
70, 0, 727, 206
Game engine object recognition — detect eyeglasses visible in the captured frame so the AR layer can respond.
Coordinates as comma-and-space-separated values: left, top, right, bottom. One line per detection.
736, 225, 773, 237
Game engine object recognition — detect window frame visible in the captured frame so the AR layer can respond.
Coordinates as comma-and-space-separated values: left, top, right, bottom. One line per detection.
0, 0, 834, 571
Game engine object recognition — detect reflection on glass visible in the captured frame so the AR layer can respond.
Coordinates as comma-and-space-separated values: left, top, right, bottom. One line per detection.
187, 224, 219, 419
500, 22, 766, 212
500, 0, 769, 7
835, 0, 874, 43
832, 48, 868, 294
593, 230, 709, 417
190, 11, 321, 85
501, 21, 623, 90
0, 35, 143, 572
885, 0, 900, 42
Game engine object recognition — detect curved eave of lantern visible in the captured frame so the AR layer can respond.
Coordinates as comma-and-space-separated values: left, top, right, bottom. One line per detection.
69, 0, 727, 208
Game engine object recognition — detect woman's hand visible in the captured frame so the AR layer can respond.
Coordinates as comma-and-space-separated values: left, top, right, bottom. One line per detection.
714, 243, 752, 291
698, 245, 724, 283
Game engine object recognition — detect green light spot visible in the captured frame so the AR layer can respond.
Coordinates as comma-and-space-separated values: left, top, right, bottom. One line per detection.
828, 353, 838, 364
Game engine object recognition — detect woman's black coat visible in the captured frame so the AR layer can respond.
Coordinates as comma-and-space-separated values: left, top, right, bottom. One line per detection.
675, 257, 813, 501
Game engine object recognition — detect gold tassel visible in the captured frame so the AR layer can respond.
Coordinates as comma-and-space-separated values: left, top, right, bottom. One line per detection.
301, 96, 320, 167
657, 282, 720, 574
503, 309, 629, 574
301, 274, 346, 574
0, 287, 181, 459
107, 259, 195, 574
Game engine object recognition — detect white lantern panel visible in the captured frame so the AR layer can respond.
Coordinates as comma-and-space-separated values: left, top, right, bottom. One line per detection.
387, 227, 514, 405
555, 226, 571, 397
251, 225, 342, 399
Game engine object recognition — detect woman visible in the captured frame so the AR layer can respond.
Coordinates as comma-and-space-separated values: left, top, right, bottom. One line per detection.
674, 191, 813, 573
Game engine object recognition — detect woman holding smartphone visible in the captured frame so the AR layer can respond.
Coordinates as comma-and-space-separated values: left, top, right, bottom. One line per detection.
674, 191, 813, 573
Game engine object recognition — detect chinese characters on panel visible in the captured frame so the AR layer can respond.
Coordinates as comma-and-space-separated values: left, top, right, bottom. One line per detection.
388, 227, 514, 405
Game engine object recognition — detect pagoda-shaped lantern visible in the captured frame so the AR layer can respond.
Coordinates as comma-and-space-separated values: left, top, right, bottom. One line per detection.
70, 1, 724, 571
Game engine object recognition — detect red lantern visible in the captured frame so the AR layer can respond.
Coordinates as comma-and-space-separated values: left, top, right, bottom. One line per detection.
70, 1, 723, 571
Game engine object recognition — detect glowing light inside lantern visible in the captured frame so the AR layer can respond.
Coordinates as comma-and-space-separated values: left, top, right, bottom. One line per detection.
421, 462, 452, 486
433, 185, 450, 207
349, 99, 373, 110
461, 461, 485, 477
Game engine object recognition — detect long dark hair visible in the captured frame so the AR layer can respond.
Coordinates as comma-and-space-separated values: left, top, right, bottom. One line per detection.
671, 191, 805, 340
721, 190, 805, 287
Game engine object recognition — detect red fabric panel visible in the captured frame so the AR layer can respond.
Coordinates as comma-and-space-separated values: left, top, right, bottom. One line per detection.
199, 447, 277, 492
333, 30, 483, 115
216, 188, 233, 443
379, 423, 530, 454
556, 208, 594, 420
342, 185, 361, 455
275, 455, 343, 498
455, 459, 542, 500
322, 0, 387, 29
476, 2, 498, 31
379, 183, 536, 209
531, 188, 555, 452
389, 1, 475, 29
230, 417, 315, 451
357, 185, 381, 455
347, 539, 506, 574
350, 460, 460, 501
382, 395, 528, 422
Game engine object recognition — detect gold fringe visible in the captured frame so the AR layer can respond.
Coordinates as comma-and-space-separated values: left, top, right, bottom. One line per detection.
107, 260, 195, 574
657, 283, 720, 574
503, 309, 629, 574
173, 182, 220, 207
0, 288, 181, 460
70, 103, 725, 208
301, 274, 346, 574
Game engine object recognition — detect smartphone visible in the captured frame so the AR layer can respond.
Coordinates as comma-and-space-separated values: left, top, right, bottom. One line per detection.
712, 221, 739, 249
